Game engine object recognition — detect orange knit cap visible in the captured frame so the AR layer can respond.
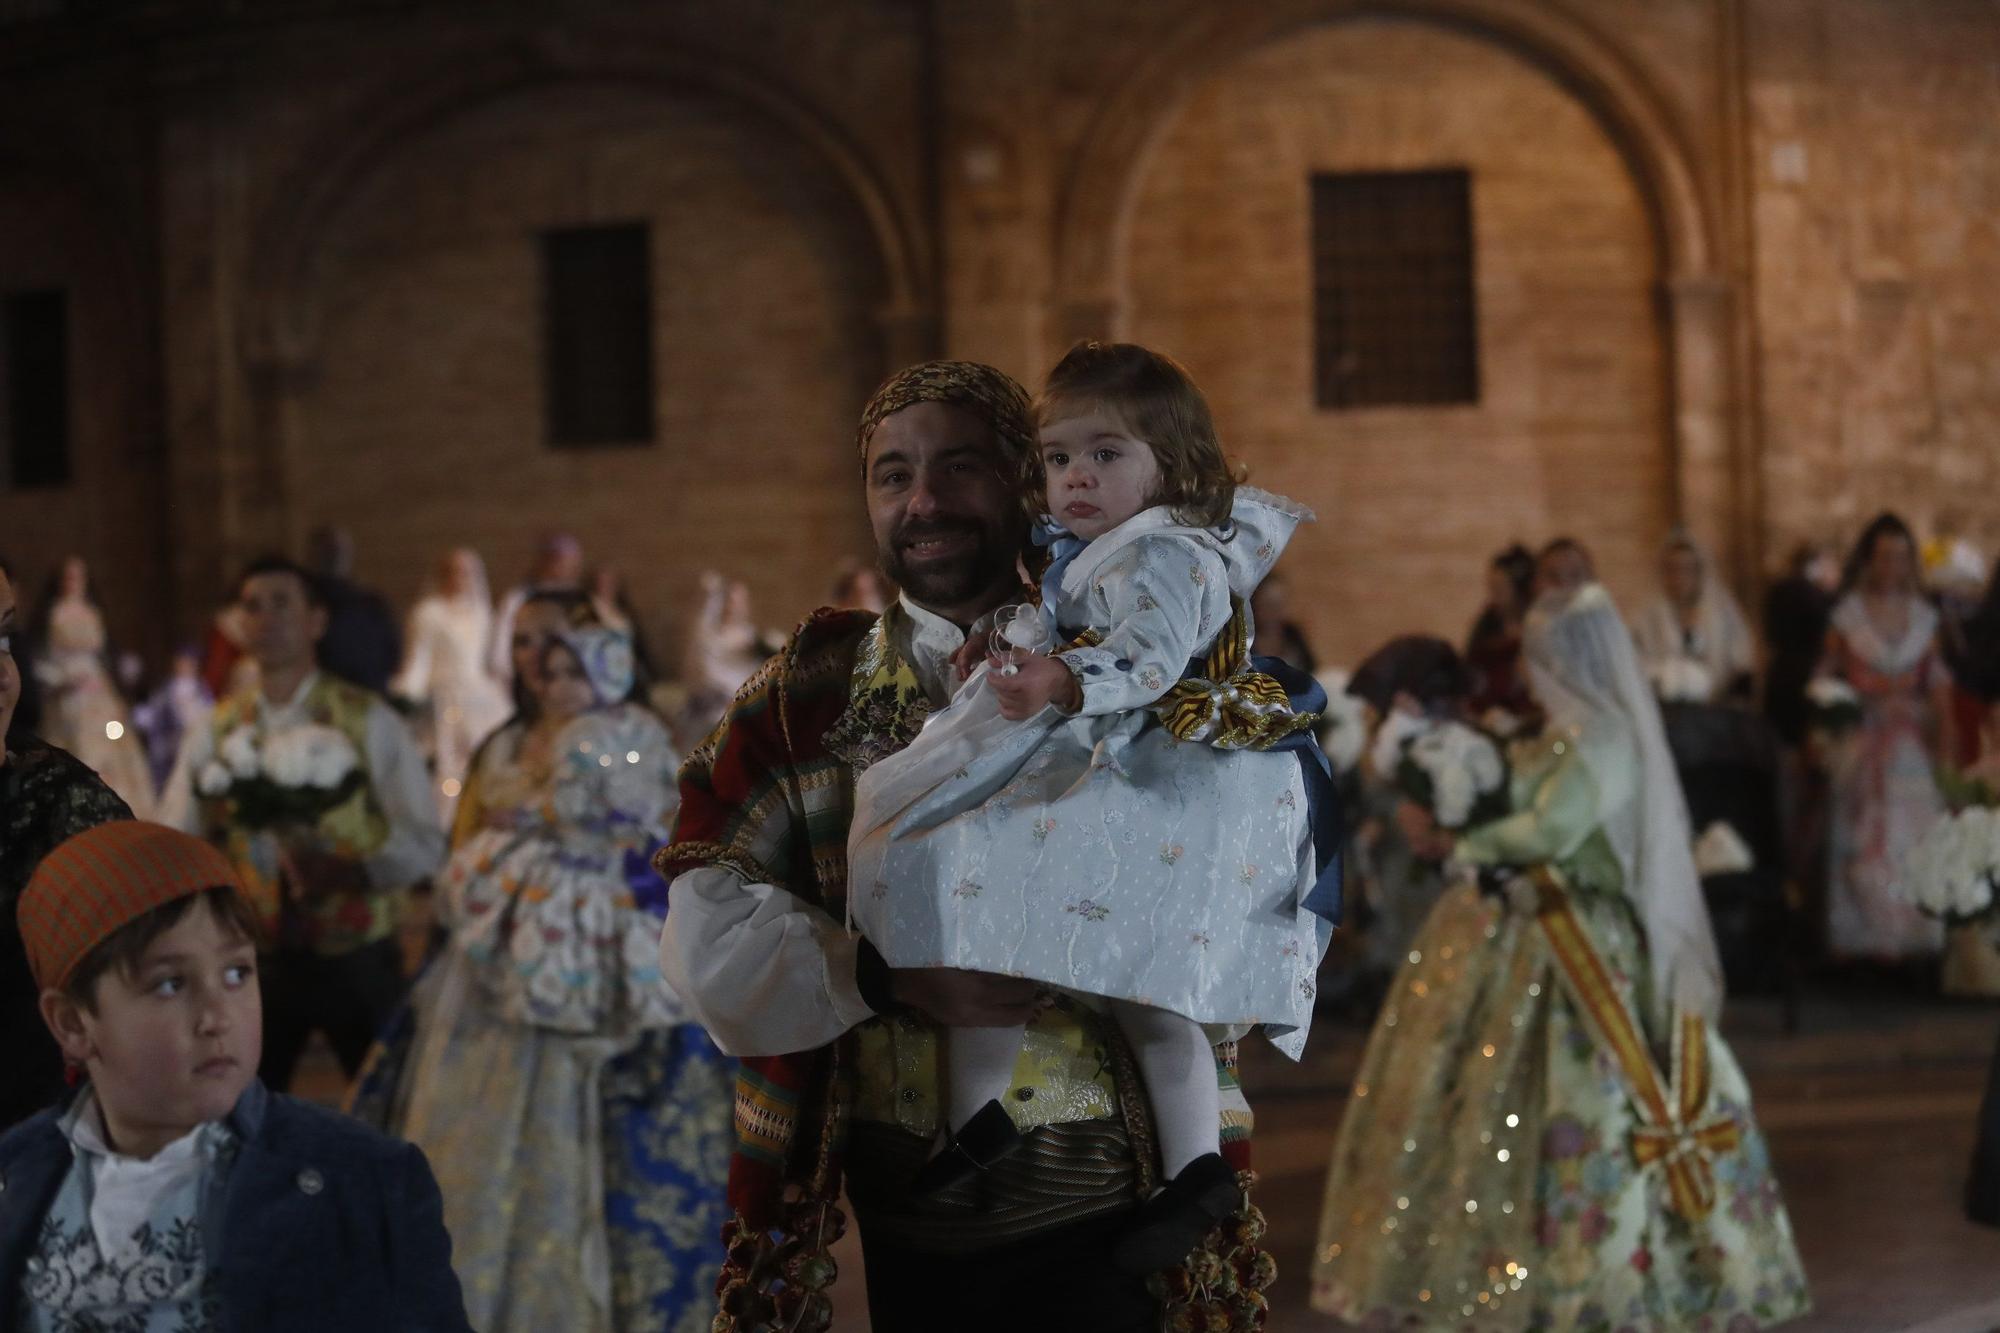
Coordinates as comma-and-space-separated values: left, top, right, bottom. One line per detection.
18, 821, 243, 991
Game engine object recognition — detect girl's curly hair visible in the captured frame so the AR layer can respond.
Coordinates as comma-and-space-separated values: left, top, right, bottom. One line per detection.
1030, 341, 1240, 529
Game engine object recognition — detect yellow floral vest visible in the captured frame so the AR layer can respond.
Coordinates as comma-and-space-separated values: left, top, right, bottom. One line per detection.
199, 676, 394, 955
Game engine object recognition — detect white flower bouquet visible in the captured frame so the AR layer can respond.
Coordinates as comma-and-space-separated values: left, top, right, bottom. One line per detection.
1648, 656, 1716, 705
195, 723, 364, 829
1805, 676, 1864, 734
1899, 806, 2000, 924
1693, 820, 1757, 878
1390, 717, 1509, 832
1313, 669, 1368, 776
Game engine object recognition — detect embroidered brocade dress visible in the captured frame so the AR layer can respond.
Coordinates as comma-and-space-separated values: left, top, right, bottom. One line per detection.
1, 742, 132, 1128
1822, 595, 1948, 960
849, 494, 1326, 1055
34, 599, 155, 819
354, 703, 730, 1333
392, 594, 511, 824
1312, 734, 1809, 1332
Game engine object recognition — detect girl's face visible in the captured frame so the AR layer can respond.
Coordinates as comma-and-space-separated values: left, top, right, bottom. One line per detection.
1864, 530, 1916, 595
444, 550, 478, 598
1662, 545, 1703, 606
538, 645, 595, 721
61, 557, 87, 599
1038, 409, 1162, 541
511, 601, 570, 694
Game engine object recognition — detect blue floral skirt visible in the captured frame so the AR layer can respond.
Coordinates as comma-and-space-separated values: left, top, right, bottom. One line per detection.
350, 955, 732, 1332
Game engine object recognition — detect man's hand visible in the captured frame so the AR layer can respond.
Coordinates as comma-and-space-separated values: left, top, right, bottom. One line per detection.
988, 655, 1081, 720
890, 967, 1040, 1027
1394, 799, 1456, 862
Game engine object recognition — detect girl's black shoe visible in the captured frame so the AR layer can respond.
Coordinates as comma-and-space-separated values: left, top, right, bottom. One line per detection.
911, 1099, 1024, 1196
1110, 1152, 1239, 1274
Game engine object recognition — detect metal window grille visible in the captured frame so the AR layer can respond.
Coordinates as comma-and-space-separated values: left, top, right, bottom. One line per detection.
1311, 169, 1479, 409
1, 288, 71, 488
541, 224, 655, 447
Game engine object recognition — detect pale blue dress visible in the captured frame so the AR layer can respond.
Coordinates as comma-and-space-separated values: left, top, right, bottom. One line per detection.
849, 491, 1326, 1056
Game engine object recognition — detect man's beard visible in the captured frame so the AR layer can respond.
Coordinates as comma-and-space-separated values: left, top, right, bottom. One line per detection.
879, 517, 1016, 611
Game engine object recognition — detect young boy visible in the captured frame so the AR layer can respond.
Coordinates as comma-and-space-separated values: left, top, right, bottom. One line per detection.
0, 821, 471, 1332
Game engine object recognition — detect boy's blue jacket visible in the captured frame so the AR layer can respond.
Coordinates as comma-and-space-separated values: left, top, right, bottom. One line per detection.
0, 1079, 471, 1332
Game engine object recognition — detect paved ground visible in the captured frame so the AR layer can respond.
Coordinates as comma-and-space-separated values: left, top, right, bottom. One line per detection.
823, 991, 2000, 1332
296, 985, 2000, 1331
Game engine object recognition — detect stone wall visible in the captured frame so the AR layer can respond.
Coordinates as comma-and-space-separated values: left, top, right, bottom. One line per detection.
1117, 17, 1671, 663
0, 0, 1996, 676
292, 79, 889, 650
1746, 0, 2000, 572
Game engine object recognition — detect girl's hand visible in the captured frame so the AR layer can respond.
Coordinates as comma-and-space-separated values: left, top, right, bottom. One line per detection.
1394, 800, 1455, 860
989, 654, 1081, 719
1393, 799, 1436, 846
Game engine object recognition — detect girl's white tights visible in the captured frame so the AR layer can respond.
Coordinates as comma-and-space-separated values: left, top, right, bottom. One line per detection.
944, 1000, 1219, 1181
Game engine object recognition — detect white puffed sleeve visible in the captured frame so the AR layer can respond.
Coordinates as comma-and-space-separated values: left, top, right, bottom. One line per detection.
1054, 533, 1233, 717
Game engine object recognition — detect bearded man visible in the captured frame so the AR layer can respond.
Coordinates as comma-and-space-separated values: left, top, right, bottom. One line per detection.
657, 362, 1274, 1332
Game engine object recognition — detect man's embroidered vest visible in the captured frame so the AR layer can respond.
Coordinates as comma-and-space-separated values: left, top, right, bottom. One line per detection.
199, 676, 393, 954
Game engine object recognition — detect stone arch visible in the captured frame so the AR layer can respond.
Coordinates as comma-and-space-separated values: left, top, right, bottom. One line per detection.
1055, 0, 1712, 312
246, 32, 930, 372
232, 32, 930, 615
0, 154, 168, 654
1051, 0, 1747, 579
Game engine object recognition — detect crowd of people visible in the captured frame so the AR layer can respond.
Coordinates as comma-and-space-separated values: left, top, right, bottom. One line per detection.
1320, 518, 2000, 1010
0, 342, 1996, 1331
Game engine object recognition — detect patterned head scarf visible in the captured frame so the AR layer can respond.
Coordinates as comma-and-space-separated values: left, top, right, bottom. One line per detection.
545, 626, 635, 706
855, 360, 1035, 472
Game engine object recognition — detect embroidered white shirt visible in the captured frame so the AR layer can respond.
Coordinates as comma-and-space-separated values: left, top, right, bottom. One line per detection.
154, 670, 445, 891
658, 596, 967, 1057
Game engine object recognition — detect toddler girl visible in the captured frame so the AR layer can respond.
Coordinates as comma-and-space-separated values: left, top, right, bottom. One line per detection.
849, 341, 1339, 1271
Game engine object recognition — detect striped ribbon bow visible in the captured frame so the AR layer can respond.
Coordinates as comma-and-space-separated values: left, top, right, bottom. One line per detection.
1533, 869, 1742, 1221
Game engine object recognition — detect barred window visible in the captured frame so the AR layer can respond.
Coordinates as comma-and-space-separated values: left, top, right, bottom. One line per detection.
541, 224, 655, 447
1, 288, 71, 488
1311, 169, 1479, 409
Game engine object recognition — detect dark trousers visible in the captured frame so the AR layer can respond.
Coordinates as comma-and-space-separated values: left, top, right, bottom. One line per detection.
858, 1211, 1156, 1333
258, 937, 406, 1093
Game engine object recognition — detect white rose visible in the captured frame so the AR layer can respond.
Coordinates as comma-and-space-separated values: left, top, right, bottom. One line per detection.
1903, 810, 2000, 921
1807, 676, 1859, 709
300, 726, 360, 788
259, 730, 313, 789
219, 725, 261, 779
1370, 709, 1429, 781
1409, 722, 1502, 829
1322, 692, 1369, 776
260, 725, 359, 790
195, 761, 234, 798
1460, 729, 1505, 795
1432, 767, 1475, 828
1652, 657, 1715, 703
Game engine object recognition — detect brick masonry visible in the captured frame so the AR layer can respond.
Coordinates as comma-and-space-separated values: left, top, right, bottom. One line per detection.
0, 0, 1992, 673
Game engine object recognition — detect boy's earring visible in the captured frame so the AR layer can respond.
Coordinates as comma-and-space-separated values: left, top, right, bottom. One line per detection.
62, 1059, 84, 1088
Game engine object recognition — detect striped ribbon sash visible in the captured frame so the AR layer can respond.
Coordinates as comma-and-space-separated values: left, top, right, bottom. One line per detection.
1532, 869, 1741, 1220
1154, 596, 1318, 750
